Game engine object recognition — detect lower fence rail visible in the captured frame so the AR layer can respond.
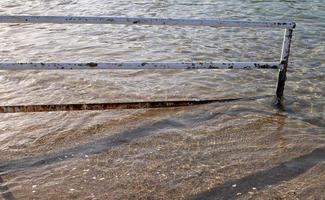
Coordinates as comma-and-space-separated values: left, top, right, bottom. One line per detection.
0, 100, 222, 113
0, 96, 272, 113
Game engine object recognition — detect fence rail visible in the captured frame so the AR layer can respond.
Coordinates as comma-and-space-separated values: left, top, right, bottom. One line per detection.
0, 62, 280, 70
0, 15, 296, 28
0, 15, 295, 112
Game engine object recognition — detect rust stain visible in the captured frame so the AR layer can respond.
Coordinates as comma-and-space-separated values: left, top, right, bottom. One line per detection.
86, 62, 98, 67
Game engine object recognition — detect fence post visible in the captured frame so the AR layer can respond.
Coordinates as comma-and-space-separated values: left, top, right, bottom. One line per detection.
275, 28, 293, 105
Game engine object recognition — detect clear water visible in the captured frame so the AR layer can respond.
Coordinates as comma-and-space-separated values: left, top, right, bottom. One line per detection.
0, 0, 324, 199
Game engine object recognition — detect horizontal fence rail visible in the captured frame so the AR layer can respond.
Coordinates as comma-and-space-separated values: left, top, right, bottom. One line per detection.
0, 16, 296, 29
0, 100, 230, 113
0, 96, 272, 113
0, 15, 295, 111
0, 62, 280, 70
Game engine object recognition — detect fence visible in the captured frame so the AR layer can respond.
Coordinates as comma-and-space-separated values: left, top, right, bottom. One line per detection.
0, 16, 295, 113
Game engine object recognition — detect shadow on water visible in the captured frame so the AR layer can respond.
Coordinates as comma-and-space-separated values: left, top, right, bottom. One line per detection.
0, 96, 277, 173
0, 107, 262, 172
0, 95, 323, 199
0, 95, 322, 174
0, 175, 15, 200
191, 148, 325, 200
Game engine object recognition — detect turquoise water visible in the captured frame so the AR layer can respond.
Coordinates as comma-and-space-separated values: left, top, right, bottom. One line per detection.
0, 1, 324, 199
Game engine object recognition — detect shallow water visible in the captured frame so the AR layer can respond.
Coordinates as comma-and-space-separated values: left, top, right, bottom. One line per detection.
0, 0, 324, 199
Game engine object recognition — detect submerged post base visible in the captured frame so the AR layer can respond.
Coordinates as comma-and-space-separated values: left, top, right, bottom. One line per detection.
275, 69, 287, 107
276, 69, 286, 99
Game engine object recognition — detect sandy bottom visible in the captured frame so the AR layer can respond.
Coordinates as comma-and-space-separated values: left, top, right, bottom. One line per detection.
0, 103, 324, 200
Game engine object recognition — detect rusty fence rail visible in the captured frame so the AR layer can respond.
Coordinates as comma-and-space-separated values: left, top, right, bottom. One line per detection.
0, 16, 295, 113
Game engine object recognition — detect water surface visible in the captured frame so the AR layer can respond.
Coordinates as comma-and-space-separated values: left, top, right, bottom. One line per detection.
0, 0, 324, 199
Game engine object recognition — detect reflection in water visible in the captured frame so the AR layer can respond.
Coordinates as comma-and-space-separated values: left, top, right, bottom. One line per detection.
275, 113, 286, 152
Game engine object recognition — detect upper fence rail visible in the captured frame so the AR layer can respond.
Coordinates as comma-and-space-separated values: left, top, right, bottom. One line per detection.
0, 15, 296, 29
